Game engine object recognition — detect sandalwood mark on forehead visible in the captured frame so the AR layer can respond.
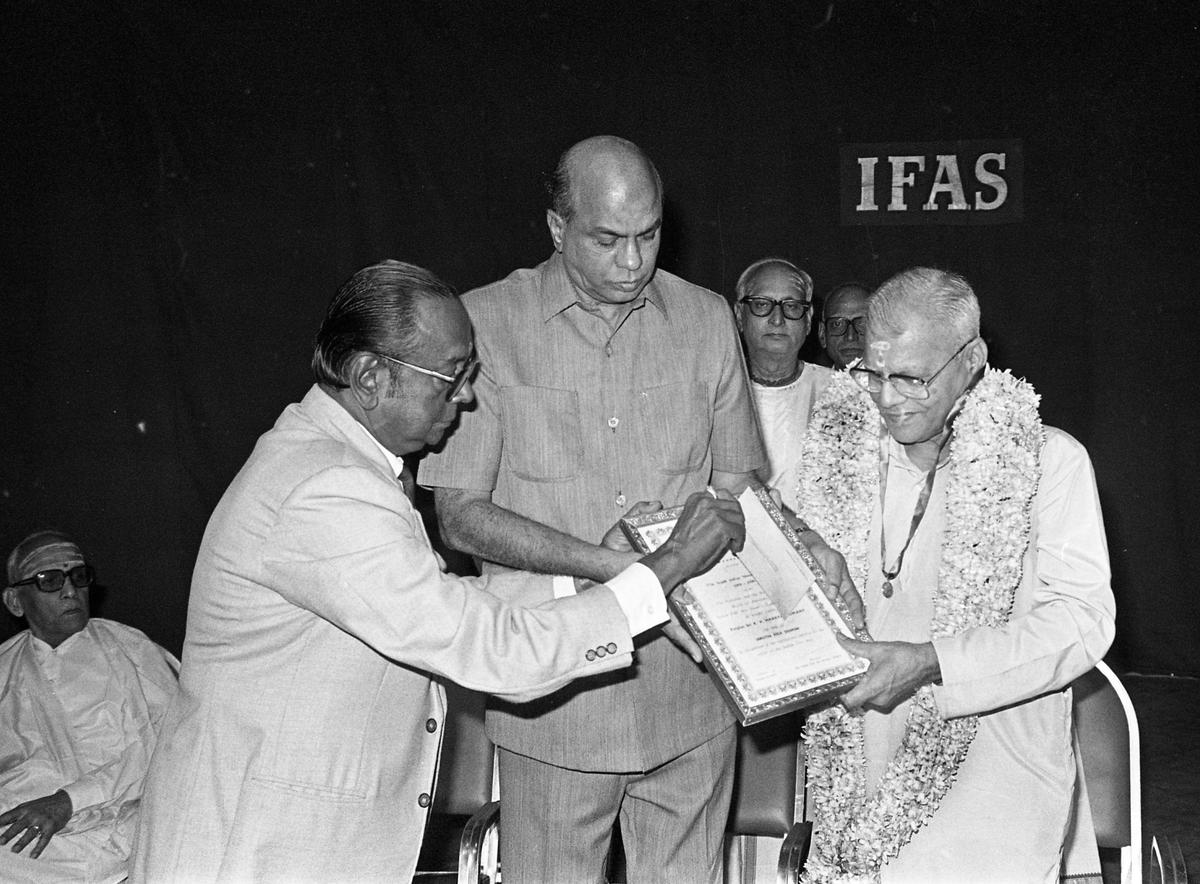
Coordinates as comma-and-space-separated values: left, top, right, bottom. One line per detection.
867, 339, 890, 366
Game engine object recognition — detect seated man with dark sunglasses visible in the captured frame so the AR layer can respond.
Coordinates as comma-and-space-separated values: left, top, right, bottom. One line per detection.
0, 529, 178, 884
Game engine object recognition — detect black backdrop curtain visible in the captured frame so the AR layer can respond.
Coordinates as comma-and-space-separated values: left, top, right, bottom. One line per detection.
2, 1, 1197, 673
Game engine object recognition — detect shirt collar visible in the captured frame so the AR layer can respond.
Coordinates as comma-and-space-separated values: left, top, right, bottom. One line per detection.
538, 252, 669, 322
884, 431, 955, 472
29, 622, 91, 659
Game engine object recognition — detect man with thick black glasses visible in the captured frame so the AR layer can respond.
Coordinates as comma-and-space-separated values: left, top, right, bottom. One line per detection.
0, 529, 178, 883
734, 257, 834, 520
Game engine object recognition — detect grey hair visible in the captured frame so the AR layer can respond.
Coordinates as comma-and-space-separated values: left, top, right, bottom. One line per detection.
869, 267, 980, 346
734, 257, 813, 302
312, 260, 458, 388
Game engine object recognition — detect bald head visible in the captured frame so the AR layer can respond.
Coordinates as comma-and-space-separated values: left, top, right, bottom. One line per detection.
7, 529, 85, 586
735, 258, 813, 303
824, 282, 871, 319
549, 136, 662, 223
546, 136, 664, 307
820, 281, 872, 369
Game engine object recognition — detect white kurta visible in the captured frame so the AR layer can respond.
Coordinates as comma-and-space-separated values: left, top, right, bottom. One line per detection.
0, 619, 178, 884
861, 428, 1115, 883
751, 363, 834, 512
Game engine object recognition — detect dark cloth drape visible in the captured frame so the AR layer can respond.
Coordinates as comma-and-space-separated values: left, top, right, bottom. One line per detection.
2, 1, 1197, 672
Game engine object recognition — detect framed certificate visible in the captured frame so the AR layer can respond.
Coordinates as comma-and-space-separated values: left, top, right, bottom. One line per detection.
621, 486, 868, 725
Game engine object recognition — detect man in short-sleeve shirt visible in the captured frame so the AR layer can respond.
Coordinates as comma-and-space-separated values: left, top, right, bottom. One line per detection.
421, 136, 764, 883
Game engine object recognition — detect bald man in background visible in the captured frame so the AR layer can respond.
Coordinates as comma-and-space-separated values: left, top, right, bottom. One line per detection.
0, 530, 177, 884
819, 281, 871, 369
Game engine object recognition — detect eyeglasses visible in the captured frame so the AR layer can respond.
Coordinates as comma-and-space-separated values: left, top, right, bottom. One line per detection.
9, 564, 95, 594
825, 316, 866, 337
849, 337, 976, 400
738, 297, 813, 321
375, 351, 480, 401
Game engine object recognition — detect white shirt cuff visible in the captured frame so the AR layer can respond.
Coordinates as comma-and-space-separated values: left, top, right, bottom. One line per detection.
551, 575, 576, 599
551, 565, 668, 636
604, 562, 669, 636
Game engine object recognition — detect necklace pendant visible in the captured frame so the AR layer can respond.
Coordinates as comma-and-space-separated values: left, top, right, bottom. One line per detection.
882, 579, 894, 598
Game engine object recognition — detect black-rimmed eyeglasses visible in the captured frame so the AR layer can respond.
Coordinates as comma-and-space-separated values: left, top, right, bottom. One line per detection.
848, 337, 976, 400
738, 297, 813, 321
375, 351, 480, 400
9, 565, 95, 594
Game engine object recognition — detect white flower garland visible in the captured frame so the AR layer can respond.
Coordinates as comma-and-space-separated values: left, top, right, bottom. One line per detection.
796, 368, 1044, 883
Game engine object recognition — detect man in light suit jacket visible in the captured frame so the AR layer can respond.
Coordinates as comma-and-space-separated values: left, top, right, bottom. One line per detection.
130, 260, 742, 883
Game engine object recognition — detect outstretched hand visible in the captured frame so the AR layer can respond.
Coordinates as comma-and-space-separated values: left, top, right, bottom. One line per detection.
0, 790, 72, 859
643, 490, 744, 591
803, 534, 866, 632
837, 636, 941, 713
597, 500, 705, 663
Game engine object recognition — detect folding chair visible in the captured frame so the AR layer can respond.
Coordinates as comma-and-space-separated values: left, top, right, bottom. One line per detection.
1150, 835, 1188, 884
723, 710, 812, 884
1069, 661, 1142, 884
414, 683, 500, 884
603, 712, 811, 884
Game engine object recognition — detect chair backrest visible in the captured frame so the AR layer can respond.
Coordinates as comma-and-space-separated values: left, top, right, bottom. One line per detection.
726, 710, 804, 838
1072, 661, 1142, 884
433, 682, 495, 817
416, 684, 498, 880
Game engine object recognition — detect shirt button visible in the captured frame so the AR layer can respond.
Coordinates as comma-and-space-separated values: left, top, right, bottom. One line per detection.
607, 416, 619, 429
425, 718, 438, 733
616, 494, 627, 507
605, 344, 613, 357
585, 649, 597, 662
418, 793, 432, 808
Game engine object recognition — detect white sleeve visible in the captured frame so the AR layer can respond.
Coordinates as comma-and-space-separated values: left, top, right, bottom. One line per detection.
553, 563, 669, 636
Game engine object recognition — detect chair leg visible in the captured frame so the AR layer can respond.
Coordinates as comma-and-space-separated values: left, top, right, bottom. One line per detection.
459, 801, 500, 884
1151, 835, 1189, 884
777, 822, 812, 884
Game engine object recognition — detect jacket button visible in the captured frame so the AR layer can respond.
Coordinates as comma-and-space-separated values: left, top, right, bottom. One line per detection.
606, 642, 618, 654
425, 718, 438, 733
418, 792, 432, 808
596, 645, 607, 657
585, 650, 596, 662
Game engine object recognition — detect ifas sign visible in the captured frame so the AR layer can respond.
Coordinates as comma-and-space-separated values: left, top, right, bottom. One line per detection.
840, 140, 1023, 226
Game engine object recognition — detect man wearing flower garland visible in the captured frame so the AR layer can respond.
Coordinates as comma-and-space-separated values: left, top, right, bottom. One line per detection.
795, 267, 1115, 883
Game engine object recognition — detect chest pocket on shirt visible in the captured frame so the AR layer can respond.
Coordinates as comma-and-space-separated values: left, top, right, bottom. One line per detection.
500, 385, 583, 481
637, 381, 711, 475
